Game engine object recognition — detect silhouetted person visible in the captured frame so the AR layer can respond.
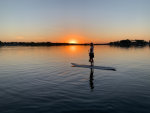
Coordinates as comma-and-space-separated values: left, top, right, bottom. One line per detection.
89, 68, 94, 90
89, 43, 94, 66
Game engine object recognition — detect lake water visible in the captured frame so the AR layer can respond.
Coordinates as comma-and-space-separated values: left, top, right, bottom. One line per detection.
0, 45, 150, 113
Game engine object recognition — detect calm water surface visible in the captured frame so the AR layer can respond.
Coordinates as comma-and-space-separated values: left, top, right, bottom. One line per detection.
0, 45, 150, 113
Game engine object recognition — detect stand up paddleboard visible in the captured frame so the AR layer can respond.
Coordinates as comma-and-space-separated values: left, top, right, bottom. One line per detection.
71, 63, 116, 71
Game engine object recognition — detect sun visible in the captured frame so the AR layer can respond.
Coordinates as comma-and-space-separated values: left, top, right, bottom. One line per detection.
69, 40, 77, 44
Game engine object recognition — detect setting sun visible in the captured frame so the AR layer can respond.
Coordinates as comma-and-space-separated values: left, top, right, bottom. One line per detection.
69, 40, 77, 44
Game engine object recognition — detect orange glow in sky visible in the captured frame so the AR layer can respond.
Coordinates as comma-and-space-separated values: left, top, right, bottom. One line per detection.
0, 0, 150, 43
60, 34, 88, 44
69, 40, 77, 44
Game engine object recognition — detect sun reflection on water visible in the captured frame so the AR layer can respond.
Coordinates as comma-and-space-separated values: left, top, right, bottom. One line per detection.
69, 46, 76, 52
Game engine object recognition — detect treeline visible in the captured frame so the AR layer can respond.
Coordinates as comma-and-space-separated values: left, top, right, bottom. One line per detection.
1, 40, 149, 47
0, 41, 91, 46
109, 39, 150, 47
0, 41, 72, 46
0, 41, 108, 46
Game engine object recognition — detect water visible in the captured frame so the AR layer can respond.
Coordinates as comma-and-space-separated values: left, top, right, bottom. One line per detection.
0, 45, 150, 113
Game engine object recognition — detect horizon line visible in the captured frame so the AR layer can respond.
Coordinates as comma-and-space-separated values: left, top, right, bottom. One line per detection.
0, 39, 149, 44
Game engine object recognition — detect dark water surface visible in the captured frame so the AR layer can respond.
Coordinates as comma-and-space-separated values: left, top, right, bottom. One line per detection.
0, 46, 150, 113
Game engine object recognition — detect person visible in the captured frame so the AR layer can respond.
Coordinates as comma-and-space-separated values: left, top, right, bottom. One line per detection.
89, 43, 94, 66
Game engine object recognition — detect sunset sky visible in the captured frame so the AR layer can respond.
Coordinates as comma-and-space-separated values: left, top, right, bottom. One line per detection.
0, 0, 150, 43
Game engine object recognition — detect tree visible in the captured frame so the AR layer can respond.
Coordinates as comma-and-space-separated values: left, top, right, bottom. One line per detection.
120, 39, 131, 46
0, 41, 2, 46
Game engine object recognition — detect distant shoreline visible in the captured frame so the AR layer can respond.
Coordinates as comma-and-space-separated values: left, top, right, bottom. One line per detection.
0, 41, 108, 46
0, 39, 149, 47
109, 39, 150, 47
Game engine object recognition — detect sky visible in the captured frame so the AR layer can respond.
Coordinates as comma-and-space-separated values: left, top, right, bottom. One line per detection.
0, 0, 150, 43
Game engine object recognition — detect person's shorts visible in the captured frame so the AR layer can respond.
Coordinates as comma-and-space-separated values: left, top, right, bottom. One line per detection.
89, 53, 94, 59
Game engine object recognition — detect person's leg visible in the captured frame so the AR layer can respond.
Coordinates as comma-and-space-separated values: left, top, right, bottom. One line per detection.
89, 58, 91, 62
89, 54, 92, 62
89, 54, 94, 66
89, 54, 91, 62
90, 58, 93, 66
91, 58, 94, 66
90, 61, 92, 66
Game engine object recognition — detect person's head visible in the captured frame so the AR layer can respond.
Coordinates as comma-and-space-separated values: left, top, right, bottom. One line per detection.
90, 43, 94, 46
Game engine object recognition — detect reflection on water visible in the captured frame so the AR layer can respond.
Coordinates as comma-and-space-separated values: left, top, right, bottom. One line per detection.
89, 68, 94, 90
0, 45, 150, 113
69, 46, 77, 52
